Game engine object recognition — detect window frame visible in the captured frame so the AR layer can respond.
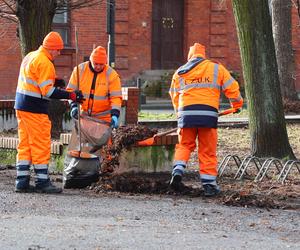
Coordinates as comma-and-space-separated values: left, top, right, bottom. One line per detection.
52, 5, 71, 47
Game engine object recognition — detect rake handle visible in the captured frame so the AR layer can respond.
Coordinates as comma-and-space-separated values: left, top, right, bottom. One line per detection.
153, 108, 238, 138
75, 25, 81, 153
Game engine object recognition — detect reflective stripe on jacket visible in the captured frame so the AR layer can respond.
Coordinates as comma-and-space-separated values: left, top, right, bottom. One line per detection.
14, 46, 56, 114
169, 57, 243, 128
67, 62, 122, 122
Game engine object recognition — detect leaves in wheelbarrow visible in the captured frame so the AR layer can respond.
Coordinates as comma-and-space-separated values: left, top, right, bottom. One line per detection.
101, 125, 157, 173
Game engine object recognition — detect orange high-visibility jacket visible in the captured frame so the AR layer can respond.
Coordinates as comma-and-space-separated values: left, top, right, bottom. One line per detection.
67, 62, 122, 122
14, 46, 57, 114
169, 57, 243, 128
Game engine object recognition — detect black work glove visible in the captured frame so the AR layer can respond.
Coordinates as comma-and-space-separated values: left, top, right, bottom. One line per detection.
54, 78, 66, 88
70, 90, 85, 103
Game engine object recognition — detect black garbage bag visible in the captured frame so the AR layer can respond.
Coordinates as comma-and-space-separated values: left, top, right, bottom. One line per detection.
63, 115, 111, 188
63, 154, 100, 188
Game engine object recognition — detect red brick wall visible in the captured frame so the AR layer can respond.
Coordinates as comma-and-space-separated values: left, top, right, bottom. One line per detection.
0, 19, 21, 99
55, 1, 108, 83
122, 87, 139, 124
184, 0, 241, 74
0, 0, 300, 100
115, 0, 152, 81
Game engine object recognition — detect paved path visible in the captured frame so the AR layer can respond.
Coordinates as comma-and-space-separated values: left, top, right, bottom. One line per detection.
0, 170, 299, 250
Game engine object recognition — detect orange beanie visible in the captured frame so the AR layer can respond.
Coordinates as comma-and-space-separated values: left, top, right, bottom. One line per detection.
42, 31, 64, 50
90, 46, 107, 64
187, 43, 206, 60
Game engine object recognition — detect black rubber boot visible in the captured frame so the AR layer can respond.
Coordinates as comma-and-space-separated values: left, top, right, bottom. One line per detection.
203, 184, 221, 197
15, 185, 35, 193
35, 182, 62, 194
15, 165, 31, 193
170, 174, 183, 191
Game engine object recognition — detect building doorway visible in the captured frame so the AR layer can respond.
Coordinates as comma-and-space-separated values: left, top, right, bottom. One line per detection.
151, 0, 184, 69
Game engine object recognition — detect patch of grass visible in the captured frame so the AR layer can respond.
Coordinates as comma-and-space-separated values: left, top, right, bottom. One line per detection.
0, 149, 17, 166
138, 112, 176, 121
51, 147, 67, 173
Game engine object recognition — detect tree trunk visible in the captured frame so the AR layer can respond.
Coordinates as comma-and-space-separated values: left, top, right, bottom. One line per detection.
16, 0, 64, 138
269, 0, 297, 101
16, 0, 57, 57
48, 100, 67, 139
232, 0, 295, 159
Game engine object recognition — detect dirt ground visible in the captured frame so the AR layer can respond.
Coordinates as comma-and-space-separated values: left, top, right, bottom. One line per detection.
87, 124, 300, 210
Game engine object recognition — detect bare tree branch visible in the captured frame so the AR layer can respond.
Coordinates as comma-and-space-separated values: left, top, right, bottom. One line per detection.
0, 0, 17, 21
56, 0, 104, 10
291, 0, 300, 25
0, 0, 16, 14
0, 0, 105, 18
0, 12, 17, 22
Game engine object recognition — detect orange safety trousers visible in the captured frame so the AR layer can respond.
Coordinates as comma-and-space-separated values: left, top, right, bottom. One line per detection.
174, 127, 218, 176
16, 110, 51, 165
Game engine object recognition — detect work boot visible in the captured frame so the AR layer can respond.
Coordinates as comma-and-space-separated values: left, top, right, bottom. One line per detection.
170, 165, 185, 191
35, 181, 62, 194
15, 185, 35, 193
15, 164, 32, 193
34, 164, 62, 193
170, 173, 182, 190
203, 184, 220, 197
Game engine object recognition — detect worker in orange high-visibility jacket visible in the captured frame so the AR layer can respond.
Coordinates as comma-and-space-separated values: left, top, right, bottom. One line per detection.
169, 43, 243, 197
67, 46, 122, 145
14, 31, 85, 194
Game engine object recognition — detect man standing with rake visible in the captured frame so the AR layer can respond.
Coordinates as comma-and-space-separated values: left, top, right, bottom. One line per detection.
169, 43, 243, 197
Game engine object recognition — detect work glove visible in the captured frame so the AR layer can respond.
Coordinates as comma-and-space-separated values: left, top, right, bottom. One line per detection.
70, 106, 78, 120
69, 90, 85, 103
111, 115, 119, 128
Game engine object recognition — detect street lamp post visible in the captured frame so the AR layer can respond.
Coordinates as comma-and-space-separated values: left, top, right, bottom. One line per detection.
106, 0, 115, 68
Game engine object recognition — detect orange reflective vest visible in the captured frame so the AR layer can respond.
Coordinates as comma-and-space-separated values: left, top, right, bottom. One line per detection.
15, 46, 57, 114
67, 62, 122, 122
169, 57, 243, 128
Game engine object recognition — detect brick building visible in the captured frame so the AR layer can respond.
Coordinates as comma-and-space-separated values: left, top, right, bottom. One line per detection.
0, 0, 300, 99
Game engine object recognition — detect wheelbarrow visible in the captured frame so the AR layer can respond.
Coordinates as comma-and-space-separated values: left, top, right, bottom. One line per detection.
116, 108, 240, 173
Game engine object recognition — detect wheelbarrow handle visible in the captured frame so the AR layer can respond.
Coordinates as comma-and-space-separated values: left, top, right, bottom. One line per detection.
154, 128, 178, 138
218, 108, 240, 116
156, 108, 238, 137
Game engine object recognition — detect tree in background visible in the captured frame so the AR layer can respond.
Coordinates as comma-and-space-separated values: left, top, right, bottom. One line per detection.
0, 0, 102, 56
232, 0, 295, 159
0, 0, 102, 137
269, 0, 298, 101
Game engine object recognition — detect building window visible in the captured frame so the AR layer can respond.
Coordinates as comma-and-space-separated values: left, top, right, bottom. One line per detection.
52, 6, 70, 47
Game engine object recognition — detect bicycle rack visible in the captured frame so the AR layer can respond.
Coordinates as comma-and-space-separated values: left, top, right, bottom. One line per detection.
234, 156, 263, 180
218, 154, 242, 177
277, 160, 300, 183
254, 158, 283, 182
218, 154, 299, 184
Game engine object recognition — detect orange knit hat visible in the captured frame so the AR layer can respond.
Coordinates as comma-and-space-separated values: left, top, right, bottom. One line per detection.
90, 46, 107, 64
187, 43, 206, 60
42, 31, 64, 50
